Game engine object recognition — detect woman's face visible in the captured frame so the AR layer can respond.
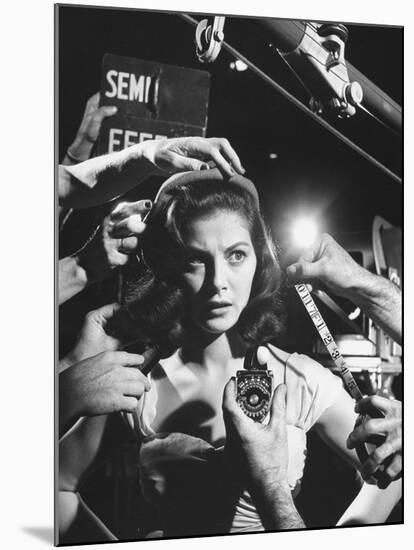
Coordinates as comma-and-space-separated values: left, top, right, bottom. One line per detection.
181, 210, 257, 335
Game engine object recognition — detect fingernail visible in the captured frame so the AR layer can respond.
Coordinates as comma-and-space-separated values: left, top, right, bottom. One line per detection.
144, 200, 153, 210
257, 346, 270, 365
110, 106, 118, 114
241, 166, 246, 174
346, 435, 355, 448
200, 163, 210, 170
286, 265, 296, 276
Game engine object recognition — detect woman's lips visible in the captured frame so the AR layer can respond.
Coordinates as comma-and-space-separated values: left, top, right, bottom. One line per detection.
204, 302, 232, 316
206, 302, 232, 310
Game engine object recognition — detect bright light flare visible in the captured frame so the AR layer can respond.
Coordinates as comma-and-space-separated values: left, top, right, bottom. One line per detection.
348, 307, 361, 321
291, 218, 319, 248
229, 60, 248, 72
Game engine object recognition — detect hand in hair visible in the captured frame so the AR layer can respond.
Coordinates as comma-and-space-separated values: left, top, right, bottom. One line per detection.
59, 350, 150, 437
141, 136, 245, 178
60, 137, 244, 208
59, 200, 152, 304
78, 199, 152, 284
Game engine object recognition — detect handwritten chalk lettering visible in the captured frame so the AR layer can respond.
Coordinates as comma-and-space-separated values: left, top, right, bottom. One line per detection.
108, 128, 167, 153
105, 70, 152, 103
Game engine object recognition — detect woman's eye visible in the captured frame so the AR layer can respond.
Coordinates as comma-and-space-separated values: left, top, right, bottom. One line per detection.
228, 250, 246, 263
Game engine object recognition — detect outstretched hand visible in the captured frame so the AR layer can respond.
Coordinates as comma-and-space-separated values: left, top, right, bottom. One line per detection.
142, 136, 245, 178
347, 395, 402, 489
60, 135, 245, 209
286, 233, 366, 298
62, 303, 121, 370
65, 92, 117, 163
59, 351, 150, 436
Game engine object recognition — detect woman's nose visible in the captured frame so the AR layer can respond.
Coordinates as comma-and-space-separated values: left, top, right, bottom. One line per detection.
210, 258, 228, 292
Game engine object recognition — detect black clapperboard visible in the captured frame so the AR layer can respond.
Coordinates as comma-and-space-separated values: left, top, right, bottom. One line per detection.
96, 54, 211, 154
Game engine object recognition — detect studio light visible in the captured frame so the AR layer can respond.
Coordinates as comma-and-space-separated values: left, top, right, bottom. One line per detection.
291, 217, 319, 248
229, 60, 248, 72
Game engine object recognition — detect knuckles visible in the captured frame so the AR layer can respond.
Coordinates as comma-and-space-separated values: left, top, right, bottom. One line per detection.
386, 459, 401, 479
363, 419, 377, 434
320, 232, 334, 245
372, 446, 387, 463
101, 350, 117, 363
217, 137, 230, 148
84, 310, 97, 323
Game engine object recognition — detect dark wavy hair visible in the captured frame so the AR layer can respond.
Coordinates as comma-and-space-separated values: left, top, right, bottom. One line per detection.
112, 178, 285, 350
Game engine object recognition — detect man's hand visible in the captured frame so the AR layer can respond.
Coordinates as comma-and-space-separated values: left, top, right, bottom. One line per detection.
77, 199, 151, 285
347, 396, 402, 489
59, 200, 151, 303
60, 136, 244, 208
223, 379, 289, 486
59, 351, 150, 436
286, 233, 366, 298
286, 233, 401, 343
64, 92, 117, 164
141, 136, 245, 178
61, 303, 122, 371
223, 376, 305, 529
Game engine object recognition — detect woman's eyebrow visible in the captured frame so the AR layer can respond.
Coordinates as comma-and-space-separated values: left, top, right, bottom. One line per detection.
183, 241, 251, 254
224, 241, 251, 252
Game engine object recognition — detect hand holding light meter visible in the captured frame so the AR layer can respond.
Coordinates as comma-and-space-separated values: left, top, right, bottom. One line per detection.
236, 346, 273, 423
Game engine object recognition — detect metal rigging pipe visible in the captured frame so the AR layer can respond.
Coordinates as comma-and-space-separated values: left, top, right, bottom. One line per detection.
259, 19, 402, 134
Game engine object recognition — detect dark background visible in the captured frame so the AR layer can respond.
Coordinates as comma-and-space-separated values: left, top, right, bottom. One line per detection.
57, 4, 402, 541
58, 4, 402, 241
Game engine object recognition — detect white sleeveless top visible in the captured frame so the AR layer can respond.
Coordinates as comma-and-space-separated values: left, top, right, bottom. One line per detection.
125, 345, 343, 536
